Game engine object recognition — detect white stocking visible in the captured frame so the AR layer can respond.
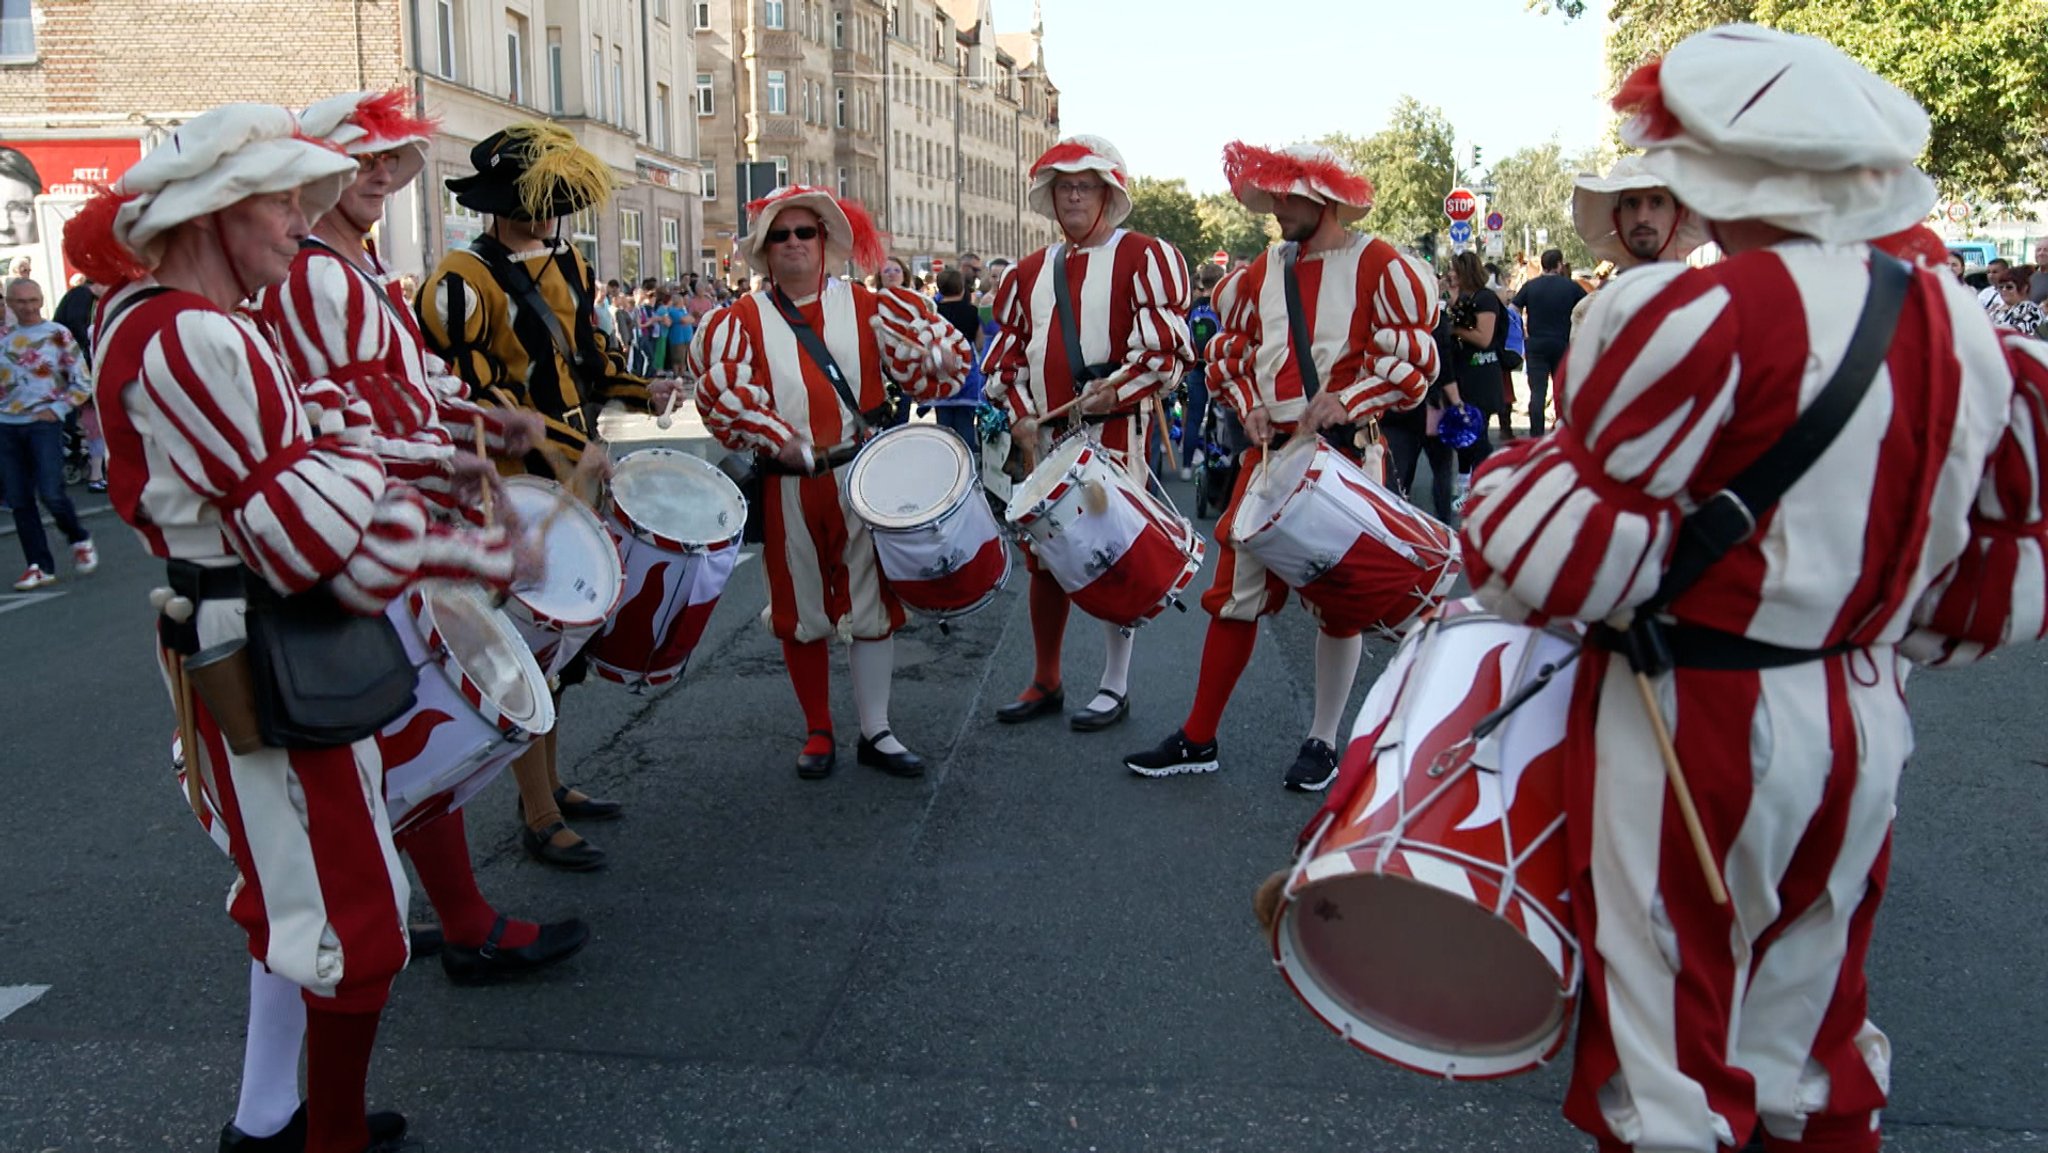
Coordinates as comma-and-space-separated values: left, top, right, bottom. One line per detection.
1309, 630, 1364, 746
849, 637, 905, 754
233, 960, 306, 1137
1092, 621, 1134, 710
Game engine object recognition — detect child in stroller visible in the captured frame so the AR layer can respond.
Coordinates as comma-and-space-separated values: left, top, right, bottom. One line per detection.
1190, 401, 1245, 520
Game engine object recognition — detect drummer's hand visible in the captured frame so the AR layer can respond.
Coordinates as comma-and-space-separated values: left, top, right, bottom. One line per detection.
497, 409, 546, 457
448, 451, 501, 506
1241, 405, 1274, 446
569, 447, 613, 503
1077, 380, 1118, 415
774, 435, 814, 473
509, 525, 548, 588
1011, 416, 1039, 446
1302, 392, 1351, 433
647, 376, 684, 416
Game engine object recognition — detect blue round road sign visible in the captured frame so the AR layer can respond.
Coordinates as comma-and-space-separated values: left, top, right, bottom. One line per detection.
1484, 211, 1505, 232
1448, 219, 1475, 244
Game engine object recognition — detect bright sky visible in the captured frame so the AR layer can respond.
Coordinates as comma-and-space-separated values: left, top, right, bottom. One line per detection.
989, 0, 1616, 194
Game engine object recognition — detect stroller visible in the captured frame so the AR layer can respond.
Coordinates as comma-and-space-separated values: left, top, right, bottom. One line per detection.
61, 412, 90, 488
1189, 401, 1246, 521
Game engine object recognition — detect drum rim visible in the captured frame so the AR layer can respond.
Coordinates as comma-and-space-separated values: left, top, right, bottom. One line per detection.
847, 424, 978, 530
606, 446, 748, 552
499, 476, 628, 627
409, 582, 556, 736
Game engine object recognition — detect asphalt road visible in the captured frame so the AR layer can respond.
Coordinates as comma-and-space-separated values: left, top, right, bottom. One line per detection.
0, 447, 2042, 1153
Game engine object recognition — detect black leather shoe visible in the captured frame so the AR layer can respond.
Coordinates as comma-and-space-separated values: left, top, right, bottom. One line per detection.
520, 820, 607, 871
407, 924, 443, 960
1069, 689, 1129, 732
218, 1105, 407, 1152
441, 916, 591, 986
856, 730, 925, 778
797, 729, 837, 780
995, 682, 1063, 724
553, 783, 623, 821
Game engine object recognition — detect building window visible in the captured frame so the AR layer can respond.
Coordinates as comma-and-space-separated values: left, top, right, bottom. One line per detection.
505, 11, 529, 106
546, 27, 564, 114
0, 0, 34, 59
770, 154, 789, 188
695, 72, 714, 116
764, 0, 784, 30
694, 1, 709, 29
654, 84, 671, 152
442, 178, 486, 252
833, 11, 843, 48
653, 0, 669, 22
590, 37, 605, 120
837, 166, 848, 198
765, 71, 787, 115
619, 209, 643, 284
835, 87, 846, 129
436, 0, 460, 80
702, 167, 718, 200
569, 206, 600, 272
662, 217, 681, 281
612, 46, 626, 128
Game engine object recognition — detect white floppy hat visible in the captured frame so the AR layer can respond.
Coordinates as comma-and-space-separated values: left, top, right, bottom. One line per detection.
1222, 142, 1373, 224
299, 89, 436, 187
1571, 155, 1709, 264
1025, 135, 1132, 231
1616, 24, 1936, 244
740, 184, 885, 276
65, 103, 357, 280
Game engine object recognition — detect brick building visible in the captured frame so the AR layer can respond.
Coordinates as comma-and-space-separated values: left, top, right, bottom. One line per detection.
0, 0, 701, 295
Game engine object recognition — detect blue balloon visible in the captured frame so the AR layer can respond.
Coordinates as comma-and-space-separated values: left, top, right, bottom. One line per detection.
1438, 403, 1486, 449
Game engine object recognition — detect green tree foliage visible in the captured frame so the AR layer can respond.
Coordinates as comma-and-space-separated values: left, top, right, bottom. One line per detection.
1316, 97, 1458, 256
1487, 138, 1608, 271
1534, 0, 2048, 202
1123, 176, 1206, 268
1196, 191, 1275, 261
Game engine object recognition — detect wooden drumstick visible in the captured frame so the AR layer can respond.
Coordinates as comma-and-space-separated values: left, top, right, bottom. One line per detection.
655, 388, 683, 431
1633, 671, 1731, 907
474, 416, 493, 527
1152, 394, 1179, 473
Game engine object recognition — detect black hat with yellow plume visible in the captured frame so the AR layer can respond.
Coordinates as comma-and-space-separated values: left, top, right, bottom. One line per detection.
446, 121, 617, 221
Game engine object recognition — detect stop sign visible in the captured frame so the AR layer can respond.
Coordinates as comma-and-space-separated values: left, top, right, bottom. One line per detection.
1444, 188, 1478, 222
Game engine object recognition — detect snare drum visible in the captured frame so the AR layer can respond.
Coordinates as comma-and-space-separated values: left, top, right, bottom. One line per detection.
846, 424, 1009, 618
1006, 435, 1203, 628
500, 477, 625, 676
1272, 599, 1581, 1080
377, 582, 556, 836
1233, 436, 1460, 637
585, 448, 746, 688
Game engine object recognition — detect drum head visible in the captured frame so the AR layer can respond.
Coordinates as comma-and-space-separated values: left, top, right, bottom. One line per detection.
848, 425, 974, 529
421, 584, 552, 735
610, 448, 745, 547
1006, 434, 1093, 521
503, 478, 621, 626
1234, 435, 1318, 535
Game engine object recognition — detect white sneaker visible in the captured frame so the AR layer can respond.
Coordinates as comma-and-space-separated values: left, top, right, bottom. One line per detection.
12, 565, 54, 590
1178, 467, 1193, 481
71, 539, 98, 574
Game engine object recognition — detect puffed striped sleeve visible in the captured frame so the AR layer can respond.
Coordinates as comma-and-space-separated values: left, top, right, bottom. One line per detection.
871, 284, 971, 402
1460, 263, 1737, 622
1102, 236, 1192, 408
138, 311, 514, 613
1205, 264, 1261, 419
981, 263, 1034, 419
1331, 250, 1438, 420
1905, 334, 2048, 666
688, 304, 800, 454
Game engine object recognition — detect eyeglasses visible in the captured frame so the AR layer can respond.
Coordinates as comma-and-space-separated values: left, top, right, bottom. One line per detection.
355, 150, 407, 173
765, 225, 822, 244
1053, 179, 1103, 199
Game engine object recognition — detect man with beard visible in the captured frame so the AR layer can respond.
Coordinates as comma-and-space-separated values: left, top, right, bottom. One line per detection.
982, 135, 1192, 734
1558, 156, 1709, 411
1122, 143, 1437, 788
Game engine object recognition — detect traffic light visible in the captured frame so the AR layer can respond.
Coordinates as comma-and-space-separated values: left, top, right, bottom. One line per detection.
1417, 231, 1438, 265
1472, 144, 1484, 169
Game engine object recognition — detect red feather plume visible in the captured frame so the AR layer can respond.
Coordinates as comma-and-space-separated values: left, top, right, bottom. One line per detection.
1221, 141, 1373, 209
1613, 59, 1682, 142
352, 89, 439, 143
836, 196, 886, 275
1872, 224, 1950, 270
1029, 141, 1097, 178
63, 185, 146, 288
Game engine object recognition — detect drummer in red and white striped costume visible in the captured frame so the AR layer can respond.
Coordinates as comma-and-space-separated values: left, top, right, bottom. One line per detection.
1455, 27, 2048, 1152
68, 103, 528, 1153
690, 186, 969, 779
1124, 143, 1437, 789
256, 86, 584, 974
982, 135, 1192, 733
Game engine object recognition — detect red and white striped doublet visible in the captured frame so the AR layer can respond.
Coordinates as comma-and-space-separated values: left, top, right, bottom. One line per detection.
691, 280, 966, 643
1459, 247, 2031, 1152
254, 243, 509, 512
982, 230, 1191, 469
95, 282, 517, 1010
1202, 237, 1437, 623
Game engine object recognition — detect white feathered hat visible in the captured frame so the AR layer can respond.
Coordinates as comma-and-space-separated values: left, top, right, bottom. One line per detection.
1025, 135, 1132, 231
1571, 155, 1709, 264
298, 89, 436, 187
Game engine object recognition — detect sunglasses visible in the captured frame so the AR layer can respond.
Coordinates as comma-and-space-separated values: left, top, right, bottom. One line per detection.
766, 225, 822, 244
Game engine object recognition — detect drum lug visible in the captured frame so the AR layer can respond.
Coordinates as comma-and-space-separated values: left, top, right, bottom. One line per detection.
1171, 596, 1187, 613
938, 619, 952, 637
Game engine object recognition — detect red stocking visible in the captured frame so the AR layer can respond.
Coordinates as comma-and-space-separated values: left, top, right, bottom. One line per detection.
1024, 569, 1069, 697
1183, 617, 1258, 745
303, 1005, 380, 1153
396, 814, 537, 950
783, 639, 834, 754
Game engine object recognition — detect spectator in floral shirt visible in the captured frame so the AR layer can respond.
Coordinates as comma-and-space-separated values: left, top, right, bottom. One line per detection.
1989, 265, 2046, 339
0, 277, 95, 589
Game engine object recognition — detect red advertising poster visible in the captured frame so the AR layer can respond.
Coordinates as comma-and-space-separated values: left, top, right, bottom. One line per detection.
0, 137, 144, 285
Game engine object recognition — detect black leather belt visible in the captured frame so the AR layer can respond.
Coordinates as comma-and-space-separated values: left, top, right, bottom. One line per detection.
165, 558, 254, 602
1589, 621, 1854, 672
760, 440, 864, 477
